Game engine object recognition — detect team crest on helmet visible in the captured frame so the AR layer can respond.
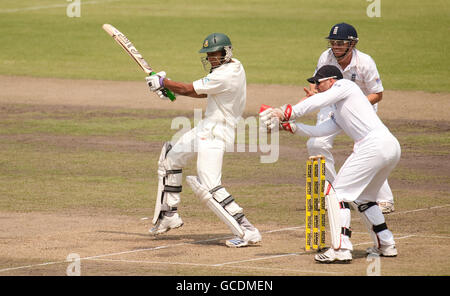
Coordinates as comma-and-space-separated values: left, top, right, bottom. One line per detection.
333, 26, 339, 35
203, 40, 209, 47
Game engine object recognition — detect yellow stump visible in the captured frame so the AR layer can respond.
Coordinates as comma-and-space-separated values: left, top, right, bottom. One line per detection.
306, 155, 326, 251
312, 157, 319, 250
305, 159, 312, 251
319, 157, 326, 250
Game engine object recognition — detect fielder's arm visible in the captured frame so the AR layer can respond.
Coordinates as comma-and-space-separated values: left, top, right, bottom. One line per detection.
297, 84, 317, 103
163, 80, 207, 99
367, 92, 383, 105
308, 83, 318, 94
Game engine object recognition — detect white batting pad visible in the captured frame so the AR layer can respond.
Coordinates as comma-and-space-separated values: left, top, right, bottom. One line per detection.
186, 176, 244, 238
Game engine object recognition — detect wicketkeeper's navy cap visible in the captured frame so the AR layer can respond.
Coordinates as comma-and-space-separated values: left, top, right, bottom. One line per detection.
307, 65, 343, 84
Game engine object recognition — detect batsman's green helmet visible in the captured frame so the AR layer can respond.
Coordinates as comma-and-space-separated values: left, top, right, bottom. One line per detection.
199, 33, 232, 53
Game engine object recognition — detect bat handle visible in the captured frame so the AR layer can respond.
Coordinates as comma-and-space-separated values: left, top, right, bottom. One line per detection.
150, 71, 176, 102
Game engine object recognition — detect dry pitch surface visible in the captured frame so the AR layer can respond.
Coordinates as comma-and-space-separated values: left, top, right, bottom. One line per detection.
0, 75, 449, 276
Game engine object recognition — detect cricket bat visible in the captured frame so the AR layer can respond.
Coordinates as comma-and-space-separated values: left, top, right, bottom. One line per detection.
102, 24, 176, 101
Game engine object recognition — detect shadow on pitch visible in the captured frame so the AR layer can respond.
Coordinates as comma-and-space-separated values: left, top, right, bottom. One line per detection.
97, 230, 231, 246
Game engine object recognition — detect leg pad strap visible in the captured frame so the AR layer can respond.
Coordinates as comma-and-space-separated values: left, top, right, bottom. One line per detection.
341, 227, 352, 237
357, 202, 378, 212
373, 222, 388, 233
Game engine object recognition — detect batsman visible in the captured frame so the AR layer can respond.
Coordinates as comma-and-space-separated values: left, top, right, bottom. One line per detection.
145, 33, 262, 248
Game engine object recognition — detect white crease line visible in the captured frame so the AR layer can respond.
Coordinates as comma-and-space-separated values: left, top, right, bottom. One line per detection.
353, 235, 415, 247
84, 235, 415, 274
86, 257, 340, 275
351, 231, 450, 239
212, 252, 305, 267
0, 260, 67, 273
211, 235, 415, 268
388, 204, 450, 216
0, 204, 448, 273
0, 0, 120, 13
0, 235, 230, 273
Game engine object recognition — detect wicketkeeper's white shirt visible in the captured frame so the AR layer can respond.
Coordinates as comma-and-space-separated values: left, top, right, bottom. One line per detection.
293, 79, 387, 142
293, 79, 401, 209
193, 58, 246, 128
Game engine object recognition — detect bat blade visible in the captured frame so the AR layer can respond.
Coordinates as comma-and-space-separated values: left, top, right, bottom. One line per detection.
102, 24, 176, 101
102, 24, 153, 74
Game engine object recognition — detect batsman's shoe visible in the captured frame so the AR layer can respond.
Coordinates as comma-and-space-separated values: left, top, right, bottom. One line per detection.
378, 201, 395, 214
225, 228, 262, 248
366, 244, 397, 257
315, 248, 352, 264
149, 213, 183, 235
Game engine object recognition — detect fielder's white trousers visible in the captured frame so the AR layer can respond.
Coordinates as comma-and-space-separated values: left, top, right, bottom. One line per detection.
333, 128, 401, 249
307, 106, 395, 204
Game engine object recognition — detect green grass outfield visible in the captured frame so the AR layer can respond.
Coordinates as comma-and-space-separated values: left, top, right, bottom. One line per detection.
0, 0, 449, 92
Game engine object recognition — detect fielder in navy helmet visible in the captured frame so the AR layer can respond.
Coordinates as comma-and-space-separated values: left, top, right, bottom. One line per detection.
326, 22, 359, 61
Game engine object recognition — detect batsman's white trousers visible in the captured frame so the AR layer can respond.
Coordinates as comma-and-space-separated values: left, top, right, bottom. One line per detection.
307, 106, 395, 204
165, 118, 234, 197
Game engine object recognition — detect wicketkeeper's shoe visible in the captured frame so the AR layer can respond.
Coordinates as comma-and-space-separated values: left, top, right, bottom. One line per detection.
378, 201, 395, 214
366, 244, 397, 257
225, 228, 262, 248
149, 213, 183, 235
314, 248, 352, 264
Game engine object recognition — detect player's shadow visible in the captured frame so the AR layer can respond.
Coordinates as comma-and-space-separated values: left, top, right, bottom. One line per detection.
352, 249, 370, 259
98, 230, 149, 237
97, 230, 232, 246
152, 233, 233, 246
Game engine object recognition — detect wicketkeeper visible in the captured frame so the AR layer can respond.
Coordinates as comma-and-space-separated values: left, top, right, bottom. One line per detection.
145, 33, 261, 248
260, 65, 400, 263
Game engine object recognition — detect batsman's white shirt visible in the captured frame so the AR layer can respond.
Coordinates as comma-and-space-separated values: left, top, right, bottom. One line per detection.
293, 79, 401, 202
193, 59, 246, 126
167, 59, 246, 190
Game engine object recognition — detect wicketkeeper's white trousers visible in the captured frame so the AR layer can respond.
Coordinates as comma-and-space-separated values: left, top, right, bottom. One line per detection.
332, 128, 401, 250
307, 106, 395, 204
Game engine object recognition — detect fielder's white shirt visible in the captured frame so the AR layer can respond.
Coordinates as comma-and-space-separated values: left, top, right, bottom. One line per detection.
193, 58, 246, 127
315, 48, 384, 97
293, 79, 387, 142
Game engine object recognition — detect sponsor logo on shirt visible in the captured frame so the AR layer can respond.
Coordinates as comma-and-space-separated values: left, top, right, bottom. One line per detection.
330, 111, 337, 124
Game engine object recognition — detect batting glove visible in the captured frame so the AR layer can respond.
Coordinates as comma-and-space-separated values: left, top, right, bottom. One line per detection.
155, 89, 176, 101
145, 71, 166, 91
